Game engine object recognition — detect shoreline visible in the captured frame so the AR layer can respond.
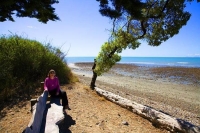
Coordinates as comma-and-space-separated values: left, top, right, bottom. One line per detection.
66, 56, 200, 68
69, 63, 200, 127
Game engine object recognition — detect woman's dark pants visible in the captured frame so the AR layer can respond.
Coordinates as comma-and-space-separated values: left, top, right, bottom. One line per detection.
48, 89, 69, 107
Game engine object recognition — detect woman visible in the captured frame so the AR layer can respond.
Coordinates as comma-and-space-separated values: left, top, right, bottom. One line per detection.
44, 69, 70, 110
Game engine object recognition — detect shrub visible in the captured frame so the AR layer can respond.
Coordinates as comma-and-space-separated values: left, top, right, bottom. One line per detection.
0, 34, 74, 101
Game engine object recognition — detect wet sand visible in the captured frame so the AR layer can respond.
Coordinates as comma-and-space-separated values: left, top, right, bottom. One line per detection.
69, 63, 200, 127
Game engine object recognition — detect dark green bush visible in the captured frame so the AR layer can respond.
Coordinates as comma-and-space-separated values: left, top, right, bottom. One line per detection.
0, 34, 73, 101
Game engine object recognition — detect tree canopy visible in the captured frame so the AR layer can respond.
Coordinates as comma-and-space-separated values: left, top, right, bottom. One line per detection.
94, 0, 194, 75
0, 0, 60, 23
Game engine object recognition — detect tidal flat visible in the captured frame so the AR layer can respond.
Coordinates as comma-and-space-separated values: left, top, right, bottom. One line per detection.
70, 63, 200, 126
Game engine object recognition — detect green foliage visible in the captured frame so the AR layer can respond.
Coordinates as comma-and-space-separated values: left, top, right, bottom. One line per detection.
95, 42, 121, 75
144, 0, 191, 46
0, 0, 59, 23
94, 0, 193, 75
0, 34, 73, 101
96, 0, 145, 19
95, 30, 140, 75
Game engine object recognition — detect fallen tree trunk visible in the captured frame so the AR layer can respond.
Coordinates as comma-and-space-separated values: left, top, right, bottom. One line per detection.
95, 87, 200, 133
24, 91, 48, 133
44, 98, 64, 133
24, 91, 64, 133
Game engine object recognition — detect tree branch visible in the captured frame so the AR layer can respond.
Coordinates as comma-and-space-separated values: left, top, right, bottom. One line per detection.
107, 0, 170, 57
148, 0, 170, 18
137, 0, 170, 39
138, 20, 147, 39
108, 46, 118, 58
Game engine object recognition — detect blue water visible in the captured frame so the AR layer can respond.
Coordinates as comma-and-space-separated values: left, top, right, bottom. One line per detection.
66, 57, 200, 68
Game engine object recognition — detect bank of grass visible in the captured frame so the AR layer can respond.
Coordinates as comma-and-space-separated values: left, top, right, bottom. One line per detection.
0, 34, 77, 102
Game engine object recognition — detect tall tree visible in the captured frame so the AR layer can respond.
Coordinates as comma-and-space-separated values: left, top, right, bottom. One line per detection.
90, 0, 193, 89
0, 0, 60, 23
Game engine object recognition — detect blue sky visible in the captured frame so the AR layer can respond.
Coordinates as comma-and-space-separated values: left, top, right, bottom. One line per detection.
0, 0, 199, 57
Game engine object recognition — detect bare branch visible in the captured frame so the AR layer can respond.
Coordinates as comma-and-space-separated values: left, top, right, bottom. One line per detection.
108, 46, 118, 58
138, 20, 147, 39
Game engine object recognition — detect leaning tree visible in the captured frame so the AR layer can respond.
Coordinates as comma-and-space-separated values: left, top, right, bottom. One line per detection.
90, 0, 196, 89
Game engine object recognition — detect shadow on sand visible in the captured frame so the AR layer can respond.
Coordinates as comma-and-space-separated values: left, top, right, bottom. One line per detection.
58, 112, 76, 133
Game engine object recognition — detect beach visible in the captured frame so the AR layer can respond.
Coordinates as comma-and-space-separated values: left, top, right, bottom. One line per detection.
69, 63, 200, 127
0, 62, 199, 132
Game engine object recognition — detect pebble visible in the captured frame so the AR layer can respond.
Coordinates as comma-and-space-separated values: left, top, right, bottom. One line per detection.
122, 121, 129, 125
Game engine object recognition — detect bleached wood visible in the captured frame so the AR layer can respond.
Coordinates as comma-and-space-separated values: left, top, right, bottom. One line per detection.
25, 91, 48, 133
25, 91, 64, 133
95, 87, 200, 133
44, 103, 64, 133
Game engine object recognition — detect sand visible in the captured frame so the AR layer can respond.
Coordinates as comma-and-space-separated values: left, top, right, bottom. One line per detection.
70, 63, 200, 127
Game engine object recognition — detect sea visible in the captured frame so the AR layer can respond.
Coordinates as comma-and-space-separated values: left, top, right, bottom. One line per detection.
66, 57, 200, 68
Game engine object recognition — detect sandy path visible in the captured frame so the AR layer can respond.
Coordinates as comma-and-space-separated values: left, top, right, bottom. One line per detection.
0, 82, 168, 133
62, 83, 168, 133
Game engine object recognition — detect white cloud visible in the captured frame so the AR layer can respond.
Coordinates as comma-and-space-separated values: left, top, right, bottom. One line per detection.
194, 54, 200, 57
27, 26, 37, 29
187, 54, 200, 57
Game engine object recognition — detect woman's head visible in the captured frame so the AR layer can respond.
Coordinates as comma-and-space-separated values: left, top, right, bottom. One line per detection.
48, 69, 56, 78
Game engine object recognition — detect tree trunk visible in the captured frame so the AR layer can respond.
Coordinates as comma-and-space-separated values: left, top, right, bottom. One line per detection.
90, 60, 97, 90
90, 47, 117, 90
90, 71, 97, 90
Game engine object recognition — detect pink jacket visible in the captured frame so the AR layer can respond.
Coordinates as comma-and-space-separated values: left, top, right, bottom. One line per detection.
44, 77, 60, 94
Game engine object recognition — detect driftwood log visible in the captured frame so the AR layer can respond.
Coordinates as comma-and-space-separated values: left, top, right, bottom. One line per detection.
24, 91, 64, 133
43, 98, 64, 133
95, 87, 200, 133
24, 91, 48, 133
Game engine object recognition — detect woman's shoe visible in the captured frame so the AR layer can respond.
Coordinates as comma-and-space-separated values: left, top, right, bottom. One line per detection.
64, 105, 71, 110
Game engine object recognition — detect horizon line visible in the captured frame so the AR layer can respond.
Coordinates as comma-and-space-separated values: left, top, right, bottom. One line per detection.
66, 56, 200, 58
